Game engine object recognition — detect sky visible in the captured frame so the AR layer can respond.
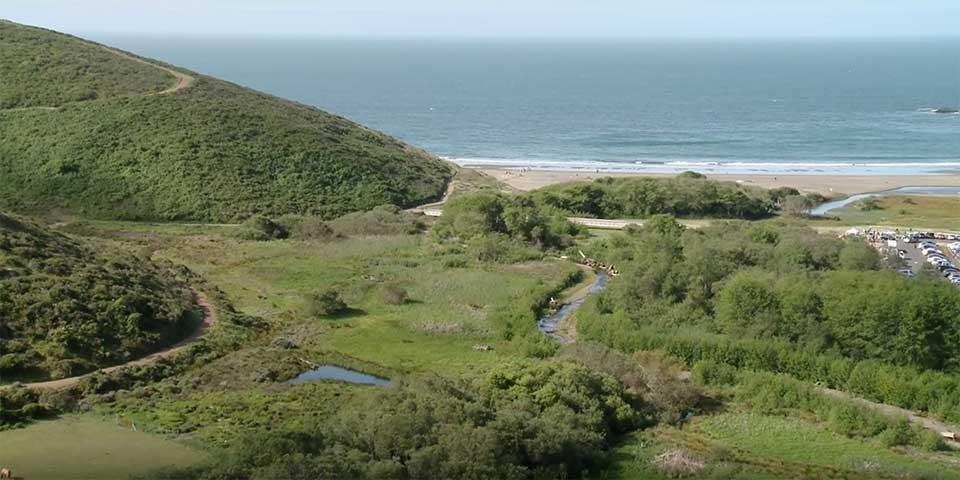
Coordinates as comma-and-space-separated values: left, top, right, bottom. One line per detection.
5, 0, 960, 38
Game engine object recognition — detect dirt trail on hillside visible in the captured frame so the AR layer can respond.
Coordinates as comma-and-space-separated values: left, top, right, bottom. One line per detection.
99, 45, 195, 95
0, 44, 195, 114
407, 179, 457, 213
2, 291, 216, 391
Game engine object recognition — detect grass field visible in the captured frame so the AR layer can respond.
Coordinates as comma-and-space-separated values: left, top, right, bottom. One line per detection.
0, 414, 205, 480
600, 412, 960, 479
61, 223, 582, 448
696, 413, 960, 479
811, 195, 960, 231
142, 233, 578, 371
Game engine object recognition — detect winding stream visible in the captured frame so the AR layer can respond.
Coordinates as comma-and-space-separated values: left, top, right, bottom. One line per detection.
537, 271, 609, 343
811, 186, 960, 216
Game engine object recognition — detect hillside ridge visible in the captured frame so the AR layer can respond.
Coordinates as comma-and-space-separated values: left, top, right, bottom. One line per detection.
0, 20, 454, 222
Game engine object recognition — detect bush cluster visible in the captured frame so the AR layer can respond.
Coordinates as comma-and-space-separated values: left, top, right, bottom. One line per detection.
434, 192, 583, 256
0, 212, 195, 380
527, 174, 777, 220
304, 289, 348, 317
581, 219, 960, 371
232, 215, 290, 241
580, 319, 960, 425
143, 360, 641, 480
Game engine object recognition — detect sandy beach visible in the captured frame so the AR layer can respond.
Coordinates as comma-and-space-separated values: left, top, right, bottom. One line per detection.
476, 168, 960, 196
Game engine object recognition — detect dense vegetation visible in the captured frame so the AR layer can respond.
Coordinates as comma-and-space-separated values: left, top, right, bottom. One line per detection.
434, 192, 583, 252
575, 218, 960, 423
0, 212, 196, 380
231, 205, 425, 241
527, 174, 784, 220
0, 20, 173, 108
695, 366, 946, 451
0, 21, 454, 222
148, 360, 644, 479
579, 218, 960, 369
4, 211, 957, 478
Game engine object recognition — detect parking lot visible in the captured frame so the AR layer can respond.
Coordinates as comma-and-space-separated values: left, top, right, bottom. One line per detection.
883, 232, 960, 287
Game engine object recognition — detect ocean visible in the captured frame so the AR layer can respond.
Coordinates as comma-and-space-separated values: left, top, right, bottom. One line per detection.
98, 36, 960, 176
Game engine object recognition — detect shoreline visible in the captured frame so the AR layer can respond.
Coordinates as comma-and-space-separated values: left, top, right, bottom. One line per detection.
474, 168, 960, 196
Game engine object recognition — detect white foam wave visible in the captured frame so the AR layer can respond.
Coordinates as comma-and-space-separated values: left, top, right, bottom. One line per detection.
445, 156, 960, 176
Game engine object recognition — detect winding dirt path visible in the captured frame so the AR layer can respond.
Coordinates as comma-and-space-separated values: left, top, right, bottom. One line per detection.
2, 291, 216, 391
0, 44, 195, 115
99, 45, 195, 96
407, 178, 456, 214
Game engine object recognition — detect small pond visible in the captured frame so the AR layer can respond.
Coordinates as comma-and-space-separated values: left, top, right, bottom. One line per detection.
811, 186, 960, 216
287, 365, 391, 386
537, 271, 609, 342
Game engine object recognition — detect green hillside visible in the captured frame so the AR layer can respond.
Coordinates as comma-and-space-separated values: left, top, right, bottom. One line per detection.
0, 21, 454, 222
0, 212, 196, 381
0, 21, 174, 108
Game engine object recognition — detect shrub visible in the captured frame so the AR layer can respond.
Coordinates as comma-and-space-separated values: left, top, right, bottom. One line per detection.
233, 216, 289, 241
859, 197, 882, 211
435, 192, 581, 250
837, 240, 881, 270
559, 342, 649, 395
634, 351, 701, 423
826, 403, 887, 438
442, 255, 468, 268
0, 212, 194, 381
379, 284, 408, 306
876, 418, 913, 448
692, 360, 738, 387
328, 205, 424, 236
304, 289, 347, 317
161, 364, 640, 479
529, 175, 774, 220
915, 427, 946, 452
285, 216, 340, 241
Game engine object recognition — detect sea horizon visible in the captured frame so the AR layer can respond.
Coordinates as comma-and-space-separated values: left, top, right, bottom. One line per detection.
95, 35, 960, 176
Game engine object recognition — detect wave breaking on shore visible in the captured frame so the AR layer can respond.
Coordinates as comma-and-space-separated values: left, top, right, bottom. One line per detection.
448, 157, 960, 176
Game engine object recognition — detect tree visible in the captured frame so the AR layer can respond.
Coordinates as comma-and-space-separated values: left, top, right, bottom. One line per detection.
782, 195, 814, 217
838, 240, 881, 271
715, 271, 781, 336
434, 193, 506, 240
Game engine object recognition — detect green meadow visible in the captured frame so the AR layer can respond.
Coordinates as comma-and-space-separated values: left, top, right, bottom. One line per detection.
1, 415, 206, 480
811, 195, 960, 231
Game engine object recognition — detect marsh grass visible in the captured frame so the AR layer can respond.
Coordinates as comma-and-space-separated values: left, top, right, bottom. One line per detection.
810, 195, 960, 231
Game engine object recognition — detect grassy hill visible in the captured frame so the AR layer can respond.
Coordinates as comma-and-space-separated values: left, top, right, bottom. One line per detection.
0, 212, 196, 381
0, 20, 454, 222
0, 21, 174, 108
